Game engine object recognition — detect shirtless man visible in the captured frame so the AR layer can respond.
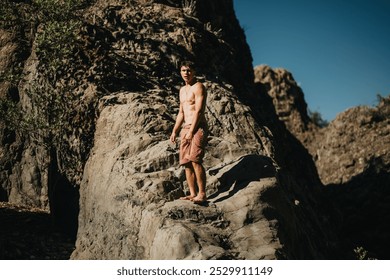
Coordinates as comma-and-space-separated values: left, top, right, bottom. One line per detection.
170, 61, 208, 203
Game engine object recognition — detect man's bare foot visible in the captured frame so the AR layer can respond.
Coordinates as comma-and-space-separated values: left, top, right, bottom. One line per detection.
179, 195, 195, 200
191, 195, 207, 204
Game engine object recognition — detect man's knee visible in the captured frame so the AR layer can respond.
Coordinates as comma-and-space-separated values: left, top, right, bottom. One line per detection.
191, 161, 200, 167
191, 161, 205, 172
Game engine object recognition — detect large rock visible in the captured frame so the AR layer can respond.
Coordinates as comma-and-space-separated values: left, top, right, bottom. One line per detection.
311, 100, 390, 185
71, 89, 282, 259
71, 85, 331, 259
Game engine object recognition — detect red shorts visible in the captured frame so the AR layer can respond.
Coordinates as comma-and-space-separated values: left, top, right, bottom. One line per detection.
179, 125, 207, 165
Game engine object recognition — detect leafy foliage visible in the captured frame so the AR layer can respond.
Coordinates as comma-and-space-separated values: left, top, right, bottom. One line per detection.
308, 109, 329, 128
0, 1, 28, 29
371, 94, 390, 122
1, 0, 87, 149
32, 0, 85, 80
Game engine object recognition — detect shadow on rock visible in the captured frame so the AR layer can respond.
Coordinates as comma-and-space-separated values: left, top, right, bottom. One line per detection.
207, 154, 276, 203
325, 158, 390, 259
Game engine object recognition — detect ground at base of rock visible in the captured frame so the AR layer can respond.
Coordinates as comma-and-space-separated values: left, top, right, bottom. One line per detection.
0, 202, 75, 260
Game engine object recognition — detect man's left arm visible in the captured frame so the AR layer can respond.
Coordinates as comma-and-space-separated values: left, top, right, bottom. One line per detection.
186, 83, 206, 139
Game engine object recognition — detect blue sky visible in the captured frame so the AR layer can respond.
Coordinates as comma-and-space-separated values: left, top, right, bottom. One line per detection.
233, 0, 390, 121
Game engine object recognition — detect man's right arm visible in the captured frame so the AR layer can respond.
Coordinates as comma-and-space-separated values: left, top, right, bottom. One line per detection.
170, 103, 184, 144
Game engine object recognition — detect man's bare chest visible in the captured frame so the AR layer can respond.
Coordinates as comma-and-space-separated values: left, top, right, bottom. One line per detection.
180, 89, 195, 104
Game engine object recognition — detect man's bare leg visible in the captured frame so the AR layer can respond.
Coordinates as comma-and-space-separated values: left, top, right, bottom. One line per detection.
191, 161, 207, 203
180, 163, 197, 200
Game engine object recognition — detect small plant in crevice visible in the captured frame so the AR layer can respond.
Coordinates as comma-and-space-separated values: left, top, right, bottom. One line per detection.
182, 0, 197, 17
308, 109, 329, 128
353, 246, 377, 260
371, 93, 390, 122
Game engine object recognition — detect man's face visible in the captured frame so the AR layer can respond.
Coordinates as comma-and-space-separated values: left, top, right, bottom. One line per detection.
180, 66, 195, 83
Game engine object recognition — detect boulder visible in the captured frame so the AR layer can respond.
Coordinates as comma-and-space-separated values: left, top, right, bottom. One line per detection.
71, 79, 333, 259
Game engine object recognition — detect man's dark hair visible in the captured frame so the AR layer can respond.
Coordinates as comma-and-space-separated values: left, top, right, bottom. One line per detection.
180, 60, 196, 70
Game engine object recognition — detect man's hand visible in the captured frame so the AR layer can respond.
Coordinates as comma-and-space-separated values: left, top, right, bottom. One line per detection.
184, 131, 193, 140
170, 132, 177, 144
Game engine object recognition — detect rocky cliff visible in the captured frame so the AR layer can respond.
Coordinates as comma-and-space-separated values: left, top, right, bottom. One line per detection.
315, 99, 390, 259
254, 65, 313, 135
254, 65, 390, 259
2, 0, 336, 259
254, 65, 320, 146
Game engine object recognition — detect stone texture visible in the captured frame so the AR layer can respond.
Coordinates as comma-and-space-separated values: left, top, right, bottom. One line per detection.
254, 64, 389, 187
254, 64, 320, 148
254, 65, 314, 134
71, 94, 326, 258
254, 64, 390, 259
311, 101, 390, 185
313, 98, 390, 259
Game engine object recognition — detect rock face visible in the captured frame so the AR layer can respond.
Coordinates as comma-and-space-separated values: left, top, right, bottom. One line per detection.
2, 0, 337, 259
314, 99, 390, 259
254, 65, 318, 142
71, 85, 331, 259
310, 101, 390, 185
254, 65, 390, 259
0, 27, 39, 206
72, 89, 282, 259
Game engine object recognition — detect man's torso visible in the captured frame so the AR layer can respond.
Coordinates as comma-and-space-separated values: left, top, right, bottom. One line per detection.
179, 82, 206, 126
